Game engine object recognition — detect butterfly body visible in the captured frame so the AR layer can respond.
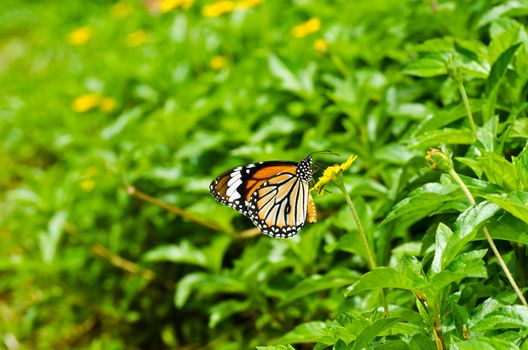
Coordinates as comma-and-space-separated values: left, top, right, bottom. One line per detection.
209, 156, 316, 238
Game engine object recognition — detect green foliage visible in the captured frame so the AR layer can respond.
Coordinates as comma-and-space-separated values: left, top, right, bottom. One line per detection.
1, 0, 527, 349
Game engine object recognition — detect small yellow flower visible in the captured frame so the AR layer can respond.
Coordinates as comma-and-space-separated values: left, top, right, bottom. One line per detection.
100, 97, 117, 112
111, 1, 132, 19
68, 26, 92, 46
72, 93, 100, 113
209, 55, 227, 70
236, 0, 262, 9
160, 0, 194, 12
291, 17, 321, 38
311, 155, 357, 195
81, 179, 96, 192
126, 30, 149, 47
202, 1, 236, 17
425, 147, 453, 172
314, 38, 329, 54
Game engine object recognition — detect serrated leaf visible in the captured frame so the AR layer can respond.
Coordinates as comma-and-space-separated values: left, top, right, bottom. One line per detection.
351, 317, 401, 350
275, 322, 329, 345
512, 144, 528, 190
384, 182, 461, 224
478, 154, 520, 190
442, 201, 500, 267
431, 250, 488, 291
482, 214, 528, 244
471, 305, 528, 332
404, 55, 447, 77
279, 268, 360, 306
483, 191, 528, 224
346, 267, 417, 296
485, 43, 521, 97
452, 337, 520, 350
409, 128, 475, 149
431, 223, 453, 274
414, 100, 485, 135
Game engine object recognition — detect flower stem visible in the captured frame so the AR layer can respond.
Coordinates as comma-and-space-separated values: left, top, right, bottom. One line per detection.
456, 79, 478, 140
448, 169, 528, 306
335, 177, 389, 316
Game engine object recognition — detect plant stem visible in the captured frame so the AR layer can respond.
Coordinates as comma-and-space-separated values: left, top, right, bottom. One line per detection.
335, 178, 389, 316
456, 79, 478, 140
448, 169, 528, 306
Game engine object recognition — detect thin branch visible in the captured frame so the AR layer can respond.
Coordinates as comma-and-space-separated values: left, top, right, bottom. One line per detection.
127, 186, 259, 239
449, 169, 528, 306
335, 178, 389, 317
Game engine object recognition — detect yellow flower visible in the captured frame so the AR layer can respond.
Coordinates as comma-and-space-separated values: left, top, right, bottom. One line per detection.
100, 97, 117, 112
209, 55, 227, 70
314, 38, 329, 54
202, 1, 236, 17
126, 30, 149, 47
81, 179, 96, 192
291, 17, 321, 38
311, 155, 357, 195
72, 93, 100, 113
425, 147, 453, 172
111, 1, 132, 19
236, 0, 262, 9
68, 26, 92, 45
160, 0, 194, 12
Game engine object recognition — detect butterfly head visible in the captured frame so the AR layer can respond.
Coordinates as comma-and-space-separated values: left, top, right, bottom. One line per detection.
297, 155, 313, 182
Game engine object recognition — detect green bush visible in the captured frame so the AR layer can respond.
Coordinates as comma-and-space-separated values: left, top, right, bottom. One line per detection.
1, 0, 527, 349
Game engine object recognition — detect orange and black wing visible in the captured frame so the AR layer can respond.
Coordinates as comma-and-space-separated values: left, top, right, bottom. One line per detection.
209, 156, 316, 238
209, 161, 298, 218
248, 172, 313, 238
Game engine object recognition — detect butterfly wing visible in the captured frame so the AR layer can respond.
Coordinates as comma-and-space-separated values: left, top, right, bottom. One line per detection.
248, 171, 310, 238
210, 156, 315, 238
209, 161, 298, 218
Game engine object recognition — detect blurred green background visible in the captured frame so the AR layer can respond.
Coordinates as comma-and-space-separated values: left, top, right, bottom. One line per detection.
1, 0, 528, 349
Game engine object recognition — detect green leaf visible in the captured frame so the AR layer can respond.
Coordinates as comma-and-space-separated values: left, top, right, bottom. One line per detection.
384, 182, 461, 224
257, 346, 296, 350
483, 191, 528, 224
431, 223, 453, 274
409, 128, 476, 149
268, 55, 315, 97
144, 241, 207, 268
404, 55, 447, 77
512, 144, 528, 190
477, 1, 528, 28
414, 100, 485, 135
485, 43, 521, 97
452, 337, 520, 350
431, 249, 488, 291
39, 210, 68, 263
174, 273, 246, 308
275, 322, 329, 345
471, 305, 528, 332
209, 300, 250, 328
351, 317, 401, 350
346, 267, 417, 296
279, 268, 360, 306
442, 201, 500, 267
482, 214, 528, 244
477, 153, 520, 190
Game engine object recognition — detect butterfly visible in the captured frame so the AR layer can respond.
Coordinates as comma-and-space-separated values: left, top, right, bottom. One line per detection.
209, 155, 317, 238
